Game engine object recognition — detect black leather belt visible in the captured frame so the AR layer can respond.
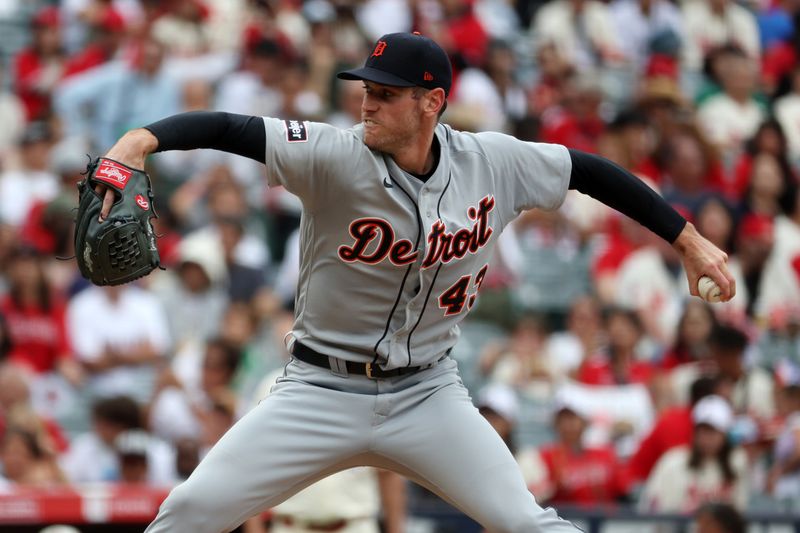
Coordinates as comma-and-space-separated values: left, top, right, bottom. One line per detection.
291, 341, 448, 379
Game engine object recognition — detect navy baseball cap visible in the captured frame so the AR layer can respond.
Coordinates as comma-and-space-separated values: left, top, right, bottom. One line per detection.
337, 32, 452, 97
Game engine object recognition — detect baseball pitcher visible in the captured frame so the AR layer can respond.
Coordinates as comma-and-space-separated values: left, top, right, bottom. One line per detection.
87, 32, 735, 533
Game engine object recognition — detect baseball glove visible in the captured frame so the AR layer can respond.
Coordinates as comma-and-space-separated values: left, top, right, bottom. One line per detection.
74, 157, 161, 286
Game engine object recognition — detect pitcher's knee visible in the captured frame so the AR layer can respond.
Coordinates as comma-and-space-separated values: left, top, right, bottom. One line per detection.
484, 505, 580, 533
153, 483, 222, 531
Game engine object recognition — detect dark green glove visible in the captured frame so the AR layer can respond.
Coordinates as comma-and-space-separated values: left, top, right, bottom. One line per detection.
74, 157, 161, 286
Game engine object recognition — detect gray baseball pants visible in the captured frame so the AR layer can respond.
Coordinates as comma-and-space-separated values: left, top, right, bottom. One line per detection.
145, 357, 580, 533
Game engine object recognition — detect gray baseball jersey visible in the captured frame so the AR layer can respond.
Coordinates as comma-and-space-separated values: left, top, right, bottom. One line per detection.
146, 117, 580, 533
266, 119, 570, 369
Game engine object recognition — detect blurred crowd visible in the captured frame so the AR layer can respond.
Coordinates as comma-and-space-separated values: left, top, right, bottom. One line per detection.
0, 0, 799, 530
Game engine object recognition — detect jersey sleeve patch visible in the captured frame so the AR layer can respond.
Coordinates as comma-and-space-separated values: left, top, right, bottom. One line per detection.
283, 120, 308, 142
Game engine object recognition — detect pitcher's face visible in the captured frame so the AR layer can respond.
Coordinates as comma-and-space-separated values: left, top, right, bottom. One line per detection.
361, 82, 424, 154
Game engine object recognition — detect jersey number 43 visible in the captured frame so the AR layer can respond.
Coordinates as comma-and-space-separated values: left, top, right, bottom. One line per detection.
438, 264, 489, 316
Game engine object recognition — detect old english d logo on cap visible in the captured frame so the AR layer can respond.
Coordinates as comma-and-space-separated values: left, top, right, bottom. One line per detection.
372, 41, 387, 57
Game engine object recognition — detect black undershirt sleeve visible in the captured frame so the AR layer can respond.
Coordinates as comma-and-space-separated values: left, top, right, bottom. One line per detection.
143, 111, 267, 164
568, 149, 686, 243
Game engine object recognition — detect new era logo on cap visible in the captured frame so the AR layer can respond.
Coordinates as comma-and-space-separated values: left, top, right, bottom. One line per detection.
337, 32, 452, 97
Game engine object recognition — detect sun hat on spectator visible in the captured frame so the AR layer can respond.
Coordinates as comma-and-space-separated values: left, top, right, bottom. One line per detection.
551, 389, 590, 420
178, 232, 227, 284
639, 76, 685, 107
692, 395, 734, 433
114, 429, 151, 458
477, 384, 519, 424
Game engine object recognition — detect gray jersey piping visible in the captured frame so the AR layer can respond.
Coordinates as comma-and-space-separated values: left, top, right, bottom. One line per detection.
404, 170, 453, 366
370, 173, 424, 364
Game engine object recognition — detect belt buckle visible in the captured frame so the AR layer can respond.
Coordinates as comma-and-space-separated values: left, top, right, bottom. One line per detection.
365, 362, 375, 379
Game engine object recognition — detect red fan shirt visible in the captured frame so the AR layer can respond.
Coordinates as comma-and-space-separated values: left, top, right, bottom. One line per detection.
537, 444, 622, 505
1, 296, 72, 373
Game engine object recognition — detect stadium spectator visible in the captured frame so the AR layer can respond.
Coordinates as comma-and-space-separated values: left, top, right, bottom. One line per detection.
739, 154, 793, 219
18, 136, 90, 258
694, 195, 736, 253
0, 315, 11, 364
527, 42, 575, 118
660, 300, 716, 371
59, 395, 175, 485
13, 6, 65, 121
0, 122, 59, 228
544, 295, 604, 380
480, 313, 555, 387
174, 437, 201, 481
754, 186, 800, 322
54, 36, 182, 152
218, 217, 271, 306
577, 308, 655, 387
531, 0, 622, 70
0, 427, 66, 487
114, 429, 152, 484
609, 0, 684, 73
448, 38, 526, 133
609, 215, 683, 344
0, 247, 80, 381
604, 108, 660, 183
151, 0, 211, 57
217, 302, 280, 409
58, 0, 142, 55
539, 72, 606, 153
625, 376, 718, 486
634, 81, 691, 167
775, 65, 800, 164
766, 383, 800, 502
62, 7, 127, 78
66, 284, 172, 403
639, 395, 749, 513
659, 125, 719, 215
513, 201, 592, 317
214, 37, 286, 118
726, 119, 796, 204
697, 50, 766, 167
0, 363, 69, 455
519, 393, 624, 506
681, 0, 760, 72
735, 213, 775, 318
0, 67, 25, 163
149, 232, 228, 352
477, 382, 521, 454
149, 337, 241, 448
709, 324, 775, 421
327, 78, 366, 129
693, 502, 746, 533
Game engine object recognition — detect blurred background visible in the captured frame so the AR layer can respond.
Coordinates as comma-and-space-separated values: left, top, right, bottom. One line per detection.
0, 0, 798, 532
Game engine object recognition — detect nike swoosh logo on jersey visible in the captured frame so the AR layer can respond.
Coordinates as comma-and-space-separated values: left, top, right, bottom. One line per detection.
382, 177, 393, 188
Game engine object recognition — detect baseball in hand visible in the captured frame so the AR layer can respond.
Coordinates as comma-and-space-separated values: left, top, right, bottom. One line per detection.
697, 276, 723, 303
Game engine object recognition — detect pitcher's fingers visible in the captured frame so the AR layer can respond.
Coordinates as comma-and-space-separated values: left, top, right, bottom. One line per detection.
723, 269, 737, 302
708, 266, 733, 301
100, 188, 115, 221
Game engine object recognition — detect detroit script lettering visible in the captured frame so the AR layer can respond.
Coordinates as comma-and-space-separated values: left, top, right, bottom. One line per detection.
338, 196, 495, 267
